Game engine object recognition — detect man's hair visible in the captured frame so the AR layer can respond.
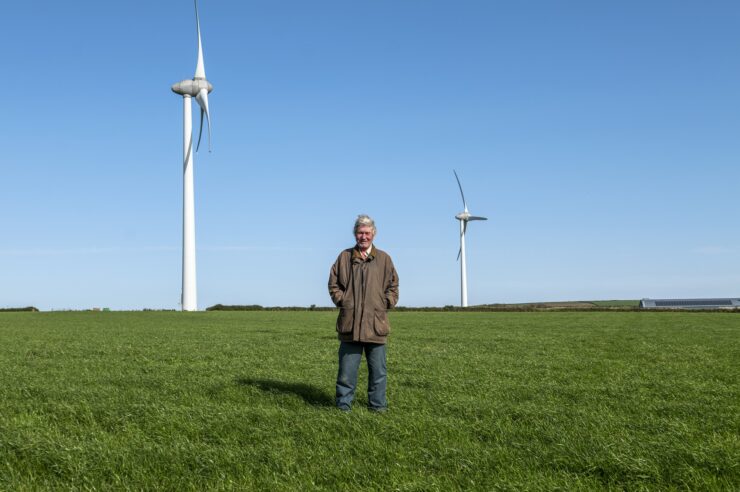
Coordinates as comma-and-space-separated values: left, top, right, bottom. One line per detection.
353, 214, 377, 235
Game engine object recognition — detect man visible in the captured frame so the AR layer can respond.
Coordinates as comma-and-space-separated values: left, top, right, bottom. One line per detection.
328, 214, 399, 412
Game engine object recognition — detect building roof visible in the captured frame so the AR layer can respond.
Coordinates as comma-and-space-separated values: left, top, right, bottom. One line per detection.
640, 298, 740, 309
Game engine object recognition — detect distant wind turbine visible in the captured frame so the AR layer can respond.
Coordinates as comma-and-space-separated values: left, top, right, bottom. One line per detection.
171, 0, 213, 311
454, 170, 487, 307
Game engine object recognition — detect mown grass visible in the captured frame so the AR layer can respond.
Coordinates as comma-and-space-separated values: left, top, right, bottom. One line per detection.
0, 311, 737, 490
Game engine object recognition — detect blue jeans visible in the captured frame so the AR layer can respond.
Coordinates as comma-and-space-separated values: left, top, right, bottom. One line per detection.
336, 342, 387, 410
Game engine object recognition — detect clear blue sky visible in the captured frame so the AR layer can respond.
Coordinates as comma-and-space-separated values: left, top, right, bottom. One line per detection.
1, 1, 738, 310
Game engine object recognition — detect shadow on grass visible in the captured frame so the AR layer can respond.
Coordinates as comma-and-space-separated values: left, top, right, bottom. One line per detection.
236, 377, 334, 407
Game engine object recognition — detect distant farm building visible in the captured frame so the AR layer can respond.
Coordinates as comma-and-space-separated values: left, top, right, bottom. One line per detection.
640, 298, 740, 309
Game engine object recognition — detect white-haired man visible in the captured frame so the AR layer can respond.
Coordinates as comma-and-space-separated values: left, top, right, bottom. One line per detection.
328, 215, 399, 412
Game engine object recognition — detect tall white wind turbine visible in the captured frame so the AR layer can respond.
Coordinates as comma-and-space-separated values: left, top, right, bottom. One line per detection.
171, 0, 213, 311
454, 170, 487, 307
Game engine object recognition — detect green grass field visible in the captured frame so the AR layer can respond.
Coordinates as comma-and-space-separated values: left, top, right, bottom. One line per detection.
0, 311, 737, 490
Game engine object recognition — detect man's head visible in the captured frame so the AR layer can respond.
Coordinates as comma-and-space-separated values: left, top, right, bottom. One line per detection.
353, 214, 376, 251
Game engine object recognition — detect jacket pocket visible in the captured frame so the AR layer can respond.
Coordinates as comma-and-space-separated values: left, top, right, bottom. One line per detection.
339, 296, 353, 309
336, 308, 354, 334
373, 310, 390, 336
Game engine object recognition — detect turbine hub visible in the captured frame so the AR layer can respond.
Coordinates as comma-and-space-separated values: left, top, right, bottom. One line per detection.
456, 212, 470, 221
172, 78, 213, 97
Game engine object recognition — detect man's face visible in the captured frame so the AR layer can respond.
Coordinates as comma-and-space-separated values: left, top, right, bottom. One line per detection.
355, 226, 375, 250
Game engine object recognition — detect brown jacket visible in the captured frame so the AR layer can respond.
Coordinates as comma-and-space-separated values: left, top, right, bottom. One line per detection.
328, 245, 399, 344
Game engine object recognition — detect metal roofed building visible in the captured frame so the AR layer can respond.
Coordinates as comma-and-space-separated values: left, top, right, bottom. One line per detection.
640, 298, 740, 309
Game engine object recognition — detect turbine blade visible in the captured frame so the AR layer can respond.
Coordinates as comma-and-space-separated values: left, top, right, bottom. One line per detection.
196, 107, 205, 152
469, 216, 488, 221
195, 89, 212, 152
453, 170, 467, 211
457, 221, 466, 260
194, 0, 206, 79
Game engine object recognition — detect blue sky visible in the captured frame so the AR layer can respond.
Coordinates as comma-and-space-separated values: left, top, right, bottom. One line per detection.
1, 1, 738, 310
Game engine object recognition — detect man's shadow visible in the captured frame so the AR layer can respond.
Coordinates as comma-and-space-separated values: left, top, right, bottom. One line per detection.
236, 377, 334, 407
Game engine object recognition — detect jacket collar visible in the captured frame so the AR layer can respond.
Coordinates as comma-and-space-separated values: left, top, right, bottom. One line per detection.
352, 245, 376, 262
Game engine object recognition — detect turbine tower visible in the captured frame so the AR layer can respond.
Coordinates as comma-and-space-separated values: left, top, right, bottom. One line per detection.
171, 0, 213, 311
454, 170, 487, 307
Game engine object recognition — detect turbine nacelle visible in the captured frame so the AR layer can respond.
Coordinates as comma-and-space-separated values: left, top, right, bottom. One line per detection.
171, 79, 213, 97
456, 211, 488, 222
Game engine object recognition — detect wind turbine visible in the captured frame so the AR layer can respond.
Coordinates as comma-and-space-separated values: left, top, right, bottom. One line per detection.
454, 170, 487, 307
171, 0, 213, 311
